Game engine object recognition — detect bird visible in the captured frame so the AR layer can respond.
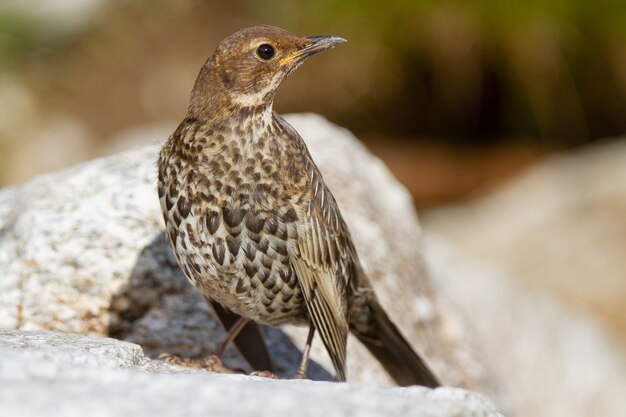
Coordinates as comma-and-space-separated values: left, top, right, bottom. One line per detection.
157, 25, 440, 387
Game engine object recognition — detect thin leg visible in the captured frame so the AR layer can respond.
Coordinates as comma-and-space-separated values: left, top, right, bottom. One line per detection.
294, 323, 315, 379
210, 301, 273, 372
215, 316, 249, 357
161, 316, 249, 374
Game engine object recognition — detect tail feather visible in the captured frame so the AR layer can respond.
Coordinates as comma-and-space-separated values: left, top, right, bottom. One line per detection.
353, 298, 440, 387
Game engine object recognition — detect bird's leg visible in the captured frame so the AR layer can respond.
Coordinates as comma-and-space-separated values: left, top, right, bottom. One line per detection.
215, 316, 249, 357
161, 317, 250, 374
200, 316, 250, 373
293, 323, 315, 379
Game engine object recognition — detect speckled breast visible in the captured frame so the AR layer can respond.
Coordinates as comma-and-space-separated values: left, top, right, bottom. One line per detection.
158, 128, 308, 326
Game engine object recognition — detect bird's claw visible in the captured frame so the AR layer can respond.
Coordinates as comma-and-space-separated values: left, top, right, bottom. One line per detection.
249, 370, 279, 379
159, 353, 239, 374
293, 370, 308, 380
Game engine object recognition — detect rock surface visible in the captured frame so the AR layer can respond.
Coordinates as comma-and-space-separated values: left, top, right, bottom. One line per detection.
422, 139, 626, 343
426, 237, 626, 417
2, 114, 625, 417
0, 330, 501, 417
0, 114, 483, 389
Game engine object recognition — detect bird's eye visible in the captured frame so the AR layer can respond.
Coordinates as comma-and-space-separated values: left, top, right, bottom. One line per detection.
257, 44, 275, 60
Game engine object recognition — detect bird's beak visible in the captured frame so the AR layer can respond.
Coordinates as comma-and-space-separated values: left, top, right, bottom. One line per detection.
280, 35, 346, 65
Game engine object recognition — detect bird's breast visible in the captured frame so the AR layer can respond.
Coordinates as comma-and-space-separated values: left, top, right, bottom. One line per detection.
159, 126, 310, 325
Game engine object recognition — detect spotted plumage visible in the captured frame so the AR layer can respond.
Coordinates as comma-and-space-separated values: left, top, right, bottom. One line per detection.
158, 25, 440, 387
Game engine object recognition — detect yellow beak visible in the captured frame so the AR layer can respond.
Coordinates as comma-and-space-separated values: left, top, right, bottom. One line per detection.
280, 35, 347, 65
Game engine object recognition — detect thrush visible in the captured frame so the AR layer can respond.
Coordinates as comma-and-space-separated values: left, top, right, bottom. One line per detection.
157, 25, 440, 387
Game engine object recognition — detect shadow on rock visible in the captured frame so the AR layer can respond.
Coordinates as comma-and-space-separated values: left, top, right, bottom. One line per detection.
108, 233, 333, 380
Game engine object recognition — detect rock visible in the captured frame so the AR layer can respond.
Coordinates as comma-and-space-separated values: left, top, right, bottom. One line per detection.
0, 114, 483, 390
0, 330, 502, 417
425, 237, 626, 417
421, 140, 626, 415
0, 329, 145, 369
4, 114, 623, 416
422, 140, 626, 343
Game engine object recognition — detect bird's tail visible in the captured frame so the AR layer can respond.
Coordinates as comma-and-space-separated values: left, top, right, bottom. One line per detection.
352, 297, 440, 387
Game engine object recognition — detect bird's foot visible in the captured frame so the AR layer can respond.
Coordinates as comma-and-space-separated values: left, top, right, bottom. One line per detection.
159, 353, 240, 374
292, 369, 308, 380
249, 370, 279, 379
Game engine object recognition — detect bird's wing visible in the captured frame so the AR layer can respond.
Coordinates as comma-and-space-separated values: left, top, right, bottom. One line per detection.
290, 168, 352, 381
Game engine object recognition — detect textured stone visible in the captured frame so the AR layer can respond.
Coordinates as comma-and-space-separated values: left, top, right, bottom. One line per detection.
0, 329, 145, 368
4, 114, 624, 417
425, 238, 626, 417
0, 114, 482, 390
422, 140, 626, 416
423, 140, 626, 342
0, 330, 502, 417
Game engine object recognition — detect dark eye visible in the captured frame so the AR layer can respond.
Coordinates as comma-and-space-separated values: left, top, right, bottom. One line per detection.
257, 44, 275, 60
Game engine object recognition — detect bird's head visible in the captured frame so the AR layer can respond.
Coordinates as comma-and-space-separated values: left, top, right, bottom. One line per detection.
188, 25, 346, 118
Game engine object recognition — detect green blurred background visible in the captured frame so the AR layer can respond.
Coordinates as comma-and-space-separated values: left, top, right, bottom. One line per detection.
3, 0, 626, 206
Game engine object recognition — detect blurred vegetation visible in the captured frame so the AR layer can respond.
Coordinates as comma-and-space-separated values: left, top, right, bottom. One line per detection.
251, 0, 626, 144
1, 0, 626, 199
2, 0, 626, 145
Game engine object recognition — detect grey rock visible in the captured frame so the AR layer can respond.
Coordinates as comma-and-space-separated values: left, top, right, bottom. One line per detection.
5, 114, 623, 416
0, 114, 483, 390
422, 139, 626, 341
0, 329, 144, 368
0, 330, 502, 417
421, 139, 626, 416
425, 238, 626, 417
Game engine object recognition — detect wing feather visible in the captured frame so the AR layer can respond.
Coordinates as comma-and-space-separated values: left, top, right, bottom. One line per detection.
290, 168, 352, 381
291, 259, 347, 381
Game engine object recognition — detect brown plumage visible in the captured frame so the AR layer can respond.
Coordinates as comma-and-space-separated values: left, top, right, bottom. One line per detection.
157, 25, 440, 387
